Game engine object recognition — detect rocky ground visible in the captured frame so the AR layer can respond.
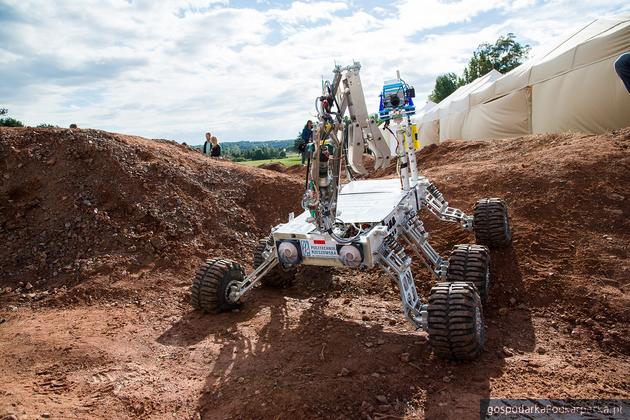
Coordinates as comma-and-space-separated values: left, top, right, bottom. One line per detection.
0, 127, 628, 419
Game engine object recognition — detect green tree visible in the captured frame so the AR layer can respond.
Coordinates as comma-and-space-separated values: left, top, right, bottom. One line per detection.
252, 147, 265, 160
0, 108, 25, 127
462, 33, 530, 83
428, 34, 530, 103
224, 144, 242, 159
428, 72, 463, 103
294, 131, 304, 152
0, 117, 24, 127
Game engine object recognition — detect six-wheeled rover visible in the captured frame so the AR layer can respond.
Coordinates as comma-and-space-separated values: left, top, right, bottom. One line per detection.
190, 63, 512, 359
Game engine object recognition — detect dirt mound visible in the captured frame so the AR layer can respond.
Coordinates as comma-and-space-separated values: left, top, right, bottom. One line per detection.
0, 127, 303, 296
258, 162, 288, 173
259, 161, 306, 176
285, 164, 306, 175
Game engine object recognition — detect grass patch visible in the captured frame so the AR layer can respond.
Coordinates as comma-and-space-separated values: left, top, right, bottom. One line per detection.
238, 153, 302, 167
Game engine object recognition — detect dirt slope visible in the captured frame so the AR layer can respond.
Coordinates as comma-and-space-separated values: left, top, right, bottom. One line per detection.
0, 127, 628, 420
0, 128, 303, 304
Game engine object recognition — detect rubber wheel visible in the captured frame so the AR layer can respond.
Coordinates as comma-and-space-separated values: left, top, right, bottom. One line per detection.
427, 282, 485, 360
473, 198, 512, 248
190, 258, 243, 313
253, 237, 297, 288
446, 244, 491, 301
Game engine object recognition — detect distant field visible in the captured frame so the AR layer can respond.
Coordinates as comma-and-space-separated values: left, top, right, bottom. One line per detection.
238, 153, 302, 167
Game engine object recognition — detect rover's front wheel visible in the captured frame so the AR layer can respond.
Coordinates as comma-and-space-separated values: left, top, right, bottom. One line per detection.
190, 258, 243, 313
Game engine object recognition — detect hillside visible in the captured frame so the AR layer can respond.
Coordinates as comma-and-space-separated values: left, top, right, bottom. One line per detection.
0, 128, 303, 302
0, 127, 628, 419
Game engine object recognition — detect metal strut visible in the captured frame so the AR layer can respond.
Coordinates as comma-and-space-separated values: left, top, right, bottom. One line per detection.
377, 234, 426, 329
400, 212, 449, 279
422, 183, 474, 229
229, 245, 279, 302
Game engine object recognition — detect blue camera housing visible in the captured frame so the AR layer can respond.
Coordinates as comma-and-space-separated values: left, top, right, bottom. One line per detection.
378, 80, 416, 121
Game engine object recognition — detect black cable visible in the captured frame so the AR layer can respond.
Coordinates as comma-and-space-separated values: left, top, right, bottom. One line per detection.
304, 145, 312, 189
385, 126, 396, 138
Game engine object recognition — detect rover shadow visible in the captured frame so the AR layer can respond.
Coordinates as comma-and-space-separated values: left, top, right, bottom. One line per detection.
486, 245, 536, 354
157, 305, 260, 348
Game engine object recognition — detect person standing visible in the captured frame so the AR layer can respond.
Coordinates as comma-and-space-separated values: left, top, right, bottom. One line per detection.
210, 136, 221, 157
203, 132, 212, 155
614, 53, 630, 93
300, 120, 313, 165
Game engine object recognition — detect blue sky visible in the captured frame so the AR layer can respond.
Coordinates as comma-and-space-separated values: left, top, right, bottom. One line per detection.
0, 0, 628, 143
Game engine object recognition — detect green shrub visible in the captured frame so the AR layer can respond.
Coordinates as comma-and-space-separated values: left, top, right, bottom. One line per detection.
0, 117, 24, 127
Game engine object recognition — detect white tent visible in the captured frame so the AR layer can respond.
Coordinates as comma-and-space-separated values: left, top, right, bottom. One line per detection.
417, 100, 437, 115
418, 70, 502, 144
417, 14, 630, 143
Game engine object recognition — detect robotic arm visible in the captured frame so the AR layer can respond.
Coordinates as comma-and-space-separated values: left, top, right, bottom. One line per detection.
302, 62, 417, 236
334, 63, 393, 174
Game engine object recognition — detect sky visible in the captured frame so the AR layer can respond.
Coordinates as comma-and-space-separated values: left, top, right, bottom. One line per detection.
0, 0, 628, 143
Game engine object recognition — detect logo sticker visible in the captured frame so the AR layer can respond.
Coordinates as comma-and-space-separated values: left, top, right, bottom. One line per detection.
300, 239, 338, 258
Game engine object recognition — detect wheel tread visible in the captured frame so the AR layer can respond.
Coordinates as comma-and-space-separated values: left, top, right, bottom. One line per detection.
427, 282, 485, 360
446, 244, 490, 301
190, 257, 242, 313
473, 198, 512, 248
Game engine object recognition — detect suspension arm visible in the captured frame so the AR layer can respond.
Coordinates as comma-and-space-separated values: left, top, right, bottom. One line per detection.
422, 183, 474, 229
399, 213, 449, 279
229, 250, 279, 302
377, 234, 426, 329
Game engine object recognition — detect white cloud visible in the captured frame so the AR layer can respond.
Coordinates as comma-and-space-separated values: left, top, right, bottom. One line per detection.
268, 1, 348, 24
1, 0, 628, 142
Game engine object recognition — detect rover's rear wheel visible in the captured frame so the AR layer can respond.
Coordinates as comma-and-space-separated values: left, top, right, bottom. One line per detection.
253, 236, 297, 288
446, 244, 490, 301
473, 198, 512, 248
190, 258, 243, 313
427, 282, 485, 360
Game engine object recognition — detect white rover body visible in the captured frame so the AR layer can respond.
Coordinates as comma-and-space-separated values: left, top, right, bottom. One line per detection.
191, 63, 512, 360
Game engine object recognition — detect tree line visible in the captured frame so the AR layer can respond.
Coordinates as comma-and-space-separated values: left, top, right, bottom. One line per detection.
222, 144, 288, 161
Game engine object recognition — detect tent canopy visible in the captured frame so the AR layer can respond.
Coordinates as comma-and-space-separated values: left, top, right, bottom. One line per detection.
471, 15, 630, 107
